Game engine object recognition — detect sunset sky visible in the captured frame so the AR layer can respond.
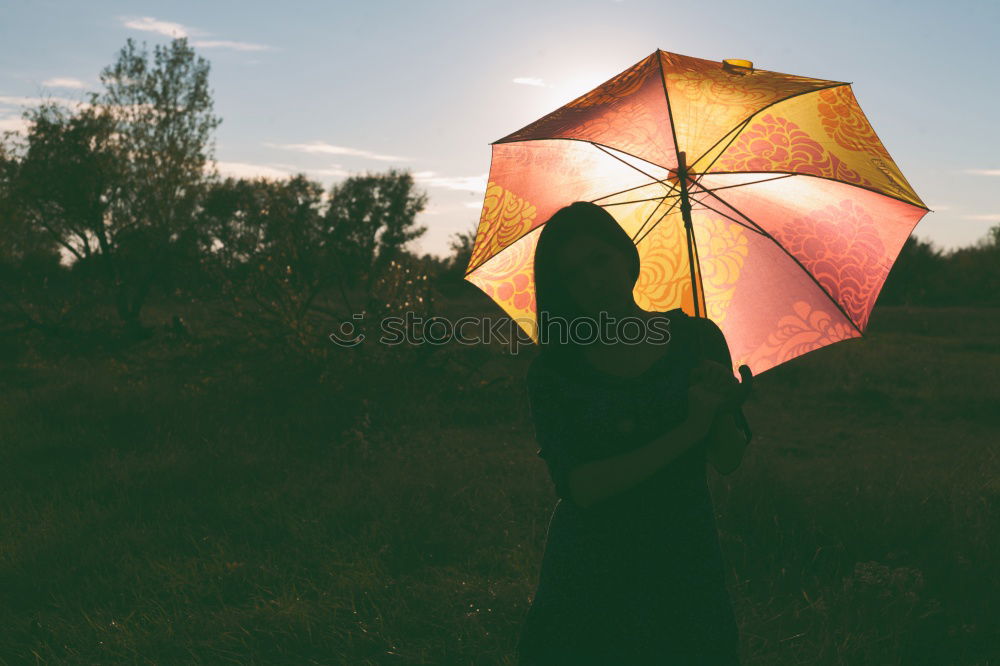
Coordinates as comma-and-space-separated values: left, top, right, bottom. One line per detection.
2, 0, 998, 260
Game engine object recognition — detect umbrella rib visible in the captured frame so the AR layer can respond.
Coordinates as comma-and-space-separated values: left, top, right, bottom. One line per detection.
589, 142, 674, 185
687, 82, 852, 171
685, 193, 768, 237
586, 141, 687, 244
601, 194, 678, 207
685, 182, 768, 236
467, 140, 678, 279
684, 115, 771, 212
463, 226, 538, 281
655, 50, 683, 172
600, 174, 796, 207
700, 173, 795, 192
584, 142, 685, 234
633, 196, 681, 246
590, 180, 674, 204
704, 170, 929, 211
689, 178, 866, 336
682, 84, 927, 211
689, 116, 754, 179
490, 136, 679, 180
631, 194, 679, 243
627, 159, 775, 244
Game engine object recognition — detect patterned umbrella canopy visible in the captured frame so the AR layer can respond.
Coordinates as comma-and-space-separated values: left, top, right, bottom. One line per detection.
465, 49, 929, 376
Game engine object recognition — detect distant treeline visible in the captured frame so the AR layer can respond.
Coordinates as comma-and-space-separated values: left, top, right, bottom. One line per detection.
877, 229, 1000, 307
1, 37, 996, 353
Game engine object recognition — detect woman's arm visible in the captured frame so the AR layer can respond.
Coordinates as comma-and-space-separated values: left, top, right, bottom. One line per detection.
689, 317, 753, 475
528, 355, 728, 510
705, 409, 749, 475
567, 400, 719, 509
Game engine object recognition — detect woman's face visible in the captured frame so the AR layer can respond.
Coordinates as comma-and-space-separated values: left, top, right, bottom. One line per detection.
555, 234, 636, 319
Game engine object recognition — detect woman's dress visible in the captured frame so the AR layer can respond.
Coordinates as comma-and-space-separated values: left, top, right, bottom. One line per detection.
515, 308, 752, 665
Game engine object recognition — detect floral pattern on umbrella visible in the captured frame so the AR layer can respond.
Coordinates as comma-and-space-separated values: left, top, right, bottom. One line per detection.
466, 49, 930, 375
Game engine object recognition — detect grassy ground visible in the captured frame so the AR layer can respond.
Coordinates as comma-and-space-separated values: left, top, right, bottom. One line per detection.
0, 295, 997, 664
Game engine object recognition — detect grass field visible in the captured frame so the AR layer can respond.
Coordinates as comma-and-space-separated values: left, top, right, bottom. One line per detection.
1, 296, 997, 664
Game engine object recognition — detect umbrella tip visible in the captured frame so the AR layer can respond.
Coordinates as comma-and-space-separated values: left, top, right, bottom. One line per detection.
722, 58, 754, 75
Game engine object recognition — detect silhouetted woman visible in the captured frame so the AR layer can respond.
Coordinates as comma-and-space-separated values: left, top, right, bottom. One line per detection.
514, 202, 753, 665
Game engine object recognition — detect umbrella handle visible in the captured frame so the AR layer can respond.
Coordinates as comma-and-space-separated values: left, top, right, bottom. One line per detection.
688, 315, 752, 412
718, 364, 754, 412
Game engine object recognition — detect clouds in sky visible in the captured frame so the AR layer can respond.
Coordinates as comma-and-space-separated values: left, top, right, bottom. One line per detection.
512, 77, 547, 87
210, 161, 290, 181
119, 16, 274, 52
420, 201, 484, 218
0, 94, 85, 108
208, 161, 352, 182
264, 141, 410, 162
213, 160, 487, 193
0, 94, 92, 135
207, 138, 487, 193
0, 116, 27, 134
271, 163, 351, 179
41, 78, 88, 89
263, 142, 487, 192
918, 201, 998, 223
412, 171, 487, 193
964, 169, 1000, 176
262, 141, 486, 193
121, 17, 188, 38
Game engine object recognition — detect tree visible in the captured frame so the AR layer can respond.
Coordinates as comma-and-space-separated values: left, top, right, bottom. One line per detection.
0, 107, 98, 335
83, 36, 222, 338
197, 174, 340, 351
323, 169, 428, 296
447, 224, 476, 276
976, 222, 1000, 250
11, 102, 120, 265
195, 176, 270, 274
879, 235, 946, 307
194, 169, 434, 357
943, 223, 1000, 306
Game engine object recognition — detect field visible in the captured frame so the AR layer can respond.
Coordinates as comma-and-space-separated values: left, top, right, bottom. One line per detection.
1, 295, 997, 664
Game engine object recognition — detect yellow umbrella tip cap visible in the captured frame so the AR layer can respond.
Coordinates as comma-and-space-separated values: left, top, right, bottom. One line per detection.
722, 58, 754, 74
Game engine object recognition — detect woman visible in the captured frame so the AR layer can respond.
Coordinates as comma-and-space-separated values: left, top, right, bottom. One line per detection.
514, 201, 753, 665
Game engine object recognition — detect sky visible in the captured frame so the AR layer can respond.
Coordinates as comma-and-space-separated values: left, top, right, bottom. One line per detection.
2, 0, 999, 260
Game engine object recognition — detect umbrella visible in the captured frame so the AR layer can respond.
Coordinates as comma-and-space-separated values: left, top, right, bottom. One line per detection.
464, 49, 929, 376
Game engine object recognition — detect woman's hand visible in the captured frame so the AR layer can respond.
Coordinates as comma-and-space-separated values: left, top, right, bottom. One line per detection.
686, 359, 739, 436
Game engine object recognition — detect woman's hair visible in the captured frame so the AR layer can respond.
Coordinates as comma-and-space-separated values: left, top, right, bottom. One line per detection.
533, 201, 640, 373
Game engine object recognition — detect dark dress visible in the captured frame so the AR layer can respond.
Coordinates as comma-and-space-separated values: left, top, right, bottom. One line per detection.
515, 308, 752, 665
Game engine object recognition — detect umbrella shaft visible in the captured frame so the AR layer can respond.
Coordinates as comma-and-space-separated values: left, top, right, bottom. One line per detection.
677, 150, 693, 225
677, 151, 701, 318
